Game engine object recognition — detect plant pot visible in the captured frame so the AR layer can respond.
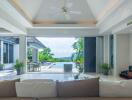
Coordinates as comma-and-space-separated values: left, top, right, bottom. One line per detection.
74, 75, 79, 79
103, 71, 109, 75
74, 73, 80, 79
16, 69, 21, 75
0, 67, 3, 71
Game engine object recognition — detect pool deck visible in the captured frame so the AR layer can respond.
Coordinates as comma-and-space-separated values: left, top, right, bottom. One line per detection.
40, 65, 78, 73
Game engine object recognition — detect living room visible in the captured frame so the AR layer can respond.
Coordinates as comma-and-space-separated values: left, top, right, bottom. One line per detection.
0, 0, 132, 100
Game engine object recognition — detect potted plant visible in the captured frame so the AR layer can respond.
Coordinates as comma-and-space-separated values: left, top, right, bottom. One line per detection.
101, 63, 110, 75
74, 62, 83, 79
0, 64, 4, 70
14, 59, 24, 75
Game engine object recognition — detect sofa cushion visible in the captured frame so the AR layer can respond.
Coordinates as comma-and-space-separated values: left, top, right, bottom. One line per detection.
57, 78, 99, 97
22, 79, 53, 83
100, 80, 132, 97
0, 97, 35, 100
0, 79, 20, 97
16, 81, 57, 98
38, 97, 132, 100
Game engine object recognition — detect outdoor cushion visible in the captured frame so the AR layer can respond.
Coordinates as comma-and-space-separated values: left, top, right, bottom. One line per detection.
16, 81, 57, 98
0, 79, 20, 97
100, 80, 132, 97
57, 78, 99, 97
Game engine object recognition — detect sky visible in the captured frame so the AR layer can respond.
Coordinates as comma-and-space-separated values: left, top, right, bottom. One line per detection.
36, 37, 77, 58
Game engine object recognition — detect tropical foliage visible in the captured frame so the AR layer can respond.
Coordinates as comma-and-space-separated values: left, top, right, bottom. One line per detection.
27, 38, 84, 65
39, 48, 71, 62
72, 38, 84, 73
101, 63, 110, 75
14, 59, 24, 70
39, 48, 54, 62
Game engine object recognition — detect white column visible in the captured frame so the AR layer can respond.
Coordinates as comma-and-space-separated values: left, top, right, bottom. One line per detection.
96, 37, 104, 73
0, 41, 3, 64
32, 48, 38, 63
113, 34, 117, 77
113, 34, 129, 77
19, 35, 27, 73
103, 35, 110, 64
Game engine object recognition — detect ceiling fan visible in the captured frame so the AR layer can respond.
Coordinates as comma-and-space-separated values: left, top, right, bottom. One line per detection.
50, 0, 81, 20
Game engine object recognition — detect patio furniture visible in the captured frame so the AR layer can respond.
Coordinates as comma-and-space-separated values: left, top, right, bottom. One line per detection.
28, 62, 41, 72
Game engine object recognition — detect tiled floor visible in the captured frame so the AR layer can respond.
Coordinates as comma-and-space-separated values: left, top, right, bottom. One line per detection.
0, 68, 124, 81
0, 71, 124, 82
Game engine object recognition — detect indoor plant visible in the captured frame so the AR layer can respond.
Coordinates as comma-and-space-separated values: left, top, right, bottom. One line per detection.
101, 63, 110, 75
14, 59, 24, 75
0, 64, 4, 70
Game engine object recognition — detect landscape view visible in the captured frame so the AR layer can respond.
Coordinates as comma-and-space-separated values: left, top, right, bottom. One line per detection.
27, 37, 84, 73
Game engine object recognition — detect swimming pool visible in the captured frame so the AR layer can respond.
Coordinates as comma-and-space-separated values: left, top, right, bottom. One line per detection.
52, 62, 75, 68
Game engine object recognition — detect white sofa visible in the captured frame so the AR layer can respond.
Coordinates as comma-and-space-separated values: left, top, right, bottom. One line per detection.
1, 79, 132, 100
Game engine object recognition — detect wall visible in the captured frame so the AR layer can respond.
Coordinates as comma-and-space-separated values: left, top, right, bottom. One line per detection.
14, 44, 19, 63
113, 34, 130, 76
129, 34, 132, 65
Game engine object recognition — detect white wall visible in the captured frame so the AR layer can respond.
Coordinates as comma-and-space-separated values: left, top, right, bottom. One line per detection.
113, 34, 130, 76
103, 35, 110, 64
129, 34, 132, 65
14, 44, 19, 63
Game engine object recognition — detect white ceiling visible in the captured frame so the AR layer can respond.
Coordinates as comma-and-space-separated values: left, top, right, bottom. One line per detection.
87, 0, 111, 19
87, 0, 120, 21
16, 0, 43, 20
15, 0, 95, 21
0, 0, 127, 37
14, 0, 121, 22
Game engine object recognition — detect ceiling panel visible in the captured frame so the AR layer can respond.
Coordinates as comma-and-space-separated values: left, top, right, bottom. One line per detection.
35, 0, 95, 21
16, 0, 43, 19
87, 0, 120, 21
14, 0, 95, 22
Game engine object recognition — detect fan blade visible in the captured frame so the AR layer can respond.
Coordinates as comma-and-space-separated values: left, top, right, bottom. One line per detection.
69, 11, 81, 14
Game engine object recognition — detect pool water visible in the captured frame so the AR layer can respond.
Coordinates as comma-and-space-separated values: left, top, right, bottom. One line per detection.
52, 62, 75, 68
